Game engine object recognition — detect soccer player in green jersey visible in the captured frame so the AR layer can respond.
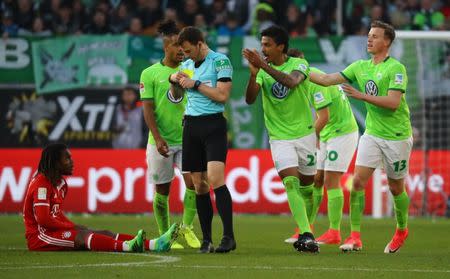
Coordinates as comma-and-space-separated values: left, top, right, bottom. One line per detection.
310, 21, 412, 253
284, 49, 359, 246
140, 20, 201, 250
243, 26, 319, 253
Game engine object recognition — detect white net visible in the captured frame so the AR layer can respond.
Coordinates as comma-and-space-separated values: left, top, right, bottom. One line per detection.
374, 31, 450, 218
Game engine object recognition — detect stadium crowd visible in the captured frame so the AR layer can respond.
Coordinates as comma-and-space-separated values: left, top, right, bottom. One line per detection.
1, 0, 450, 39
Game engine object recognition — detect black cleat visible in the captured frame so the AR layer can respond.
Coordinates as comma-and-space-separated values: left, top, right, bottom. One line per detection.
198, 241, 214, 253
214, 236, 236, 253
293, 232, 320, 253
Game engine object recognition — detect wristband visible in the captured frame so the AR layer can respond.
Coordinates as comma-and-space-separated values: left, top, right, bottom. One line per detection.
193, 80, 202, 90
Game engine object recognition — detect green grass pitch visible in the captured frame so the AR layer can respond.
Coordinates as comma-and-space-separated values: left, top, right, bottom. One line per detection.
1, 214, 449, 279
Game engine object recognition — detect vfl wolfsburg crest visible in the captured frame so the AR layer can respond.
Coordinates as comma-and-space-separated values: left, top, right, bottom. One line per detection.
167, 90, 184, 103
271, 82, 289, 99
365, 80, 378, 96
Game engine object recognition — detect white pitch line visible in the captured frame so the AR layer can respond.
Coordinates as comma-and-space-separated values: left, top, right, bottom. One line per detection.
0, 254, 180, 270
147, 264, 450, 274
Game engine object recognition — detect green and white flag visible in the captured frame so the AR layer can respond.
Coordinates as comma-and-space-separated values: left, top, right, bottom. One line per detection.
32, 35, 128, 94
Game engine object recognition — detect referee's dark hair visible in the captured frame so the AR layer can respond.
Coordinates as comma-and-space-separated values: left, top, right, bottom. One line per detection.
371, 20, 395, 46
38, 143, 68, 187
177, 26, 205, 45
157, 19, 179, 37
261, 25, 289, 53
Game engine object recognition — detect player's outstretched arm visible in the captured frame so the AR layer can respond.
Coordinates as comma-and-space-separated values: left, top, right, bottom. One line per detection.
310, 72, 346, 86
342, 84, 402, 111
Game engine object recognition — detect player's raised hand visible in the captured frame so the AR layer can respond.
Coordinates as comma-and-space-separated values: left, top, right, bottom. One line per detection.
243, 48, 266, 69
155, 137, 169, 158
342, 84, 365, 100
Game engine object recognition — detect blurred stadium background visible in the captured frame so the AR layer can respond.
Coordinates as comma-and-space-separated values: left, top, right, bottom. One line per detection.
1, 0, 450, 277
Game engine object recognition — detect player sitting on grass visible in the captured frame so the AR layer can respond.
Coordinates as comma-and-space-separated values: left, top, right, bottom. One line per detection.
23, 143, 179, 252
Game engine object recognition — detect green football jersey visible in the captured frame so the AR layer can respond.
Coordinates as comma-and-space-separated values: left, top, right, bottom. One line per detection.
340, 57, 412, 140
308, 67, 358, 142
256, 57, 314, 140
140, 61, 186, 145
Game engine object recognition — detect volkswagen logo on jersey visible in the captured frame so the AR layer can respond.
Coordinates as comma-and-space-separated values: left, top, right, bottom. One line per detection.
166, 89, 184, 103
365, 80, 378, 96
271, 82, 289, 99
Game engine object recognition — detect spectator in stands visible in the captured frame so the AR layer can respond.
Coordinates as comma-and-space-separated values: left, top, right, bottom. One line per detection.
127, 16, 143, 35
251, 2, 276, 35
40, 0, 61, 29
15, 0, 35, 31
285, 3, 302, 37
18, 16, 52, 37
413, 0, 446, 30
112, 87, 143, 149
53, 3, 79, 35
178, 0, 205, 27
389, 0, 412, 30
137, 0, 163, 29
362, 4, 390, 30
163, 7, 180, 26
110, 2, 131, 33
226, 0, 257, 33
1, 10, 18, 39
72, 0, 87, 33
208, 0, 228, 28
217, 12, 245, 36
83, 9, 112, 34
298, 11, 318, 37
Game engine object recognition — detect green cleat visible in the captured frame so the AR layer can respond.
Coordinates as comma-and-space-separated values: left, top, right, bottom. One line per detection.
180, 225, 201, 248
154, 223, 180, 252
124, 229, 146, 253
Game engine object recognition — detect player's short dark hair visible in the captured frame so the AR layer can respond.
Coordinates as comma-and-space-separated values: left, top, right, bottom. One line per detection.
371, 20, 396, 46
261, 25, 289, 53
287, 48, 304, 59
157, 19, 179, 37
177, 26, 205, 45
38, 143, 68, 187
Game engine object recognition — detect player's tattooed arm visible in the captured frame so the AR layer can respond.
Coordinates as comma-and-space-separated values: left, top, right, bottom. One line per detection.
262, 66, 305, 89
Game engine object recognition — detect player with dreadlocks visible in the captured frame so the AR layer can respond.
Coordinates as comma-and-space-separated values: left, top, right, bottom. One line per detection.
140, 20, 202, 249
23, 143, 179, 252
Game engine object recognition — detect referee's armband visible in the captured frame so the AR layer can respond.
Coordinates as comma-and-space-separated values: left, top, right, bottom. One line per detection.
218, 77, 232, 82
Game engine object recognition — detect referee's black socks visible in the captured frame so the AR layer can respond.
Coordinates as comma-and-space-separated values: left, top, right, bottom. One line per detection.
214, 185, 235, 239
196, 192, 213, 243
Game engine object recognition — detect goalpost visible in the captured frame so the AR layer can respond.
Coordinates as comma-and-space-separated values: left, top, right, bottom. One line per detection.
372, 31, 450, 218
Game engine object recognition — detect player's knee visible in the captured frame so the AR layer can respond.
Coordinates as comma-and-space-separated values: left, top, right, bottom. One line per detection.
207, 173, 224, 188
314, 173, 324, 187
352, 175, 366, 191
155, 184, 170, 195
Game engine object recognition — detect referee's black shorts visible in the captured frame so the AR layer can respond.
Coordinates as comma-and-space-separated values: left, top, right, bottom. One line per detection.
182, 112, 228, 172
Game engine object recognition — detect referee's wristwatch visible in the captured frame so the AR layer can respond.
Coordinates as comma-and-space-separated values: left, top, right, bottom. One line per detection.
193, 80, 202, 90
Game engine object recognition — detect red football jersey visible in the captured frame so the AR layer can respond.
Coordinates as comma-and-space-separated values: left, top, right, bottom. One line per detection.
23, 173, 74, 238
